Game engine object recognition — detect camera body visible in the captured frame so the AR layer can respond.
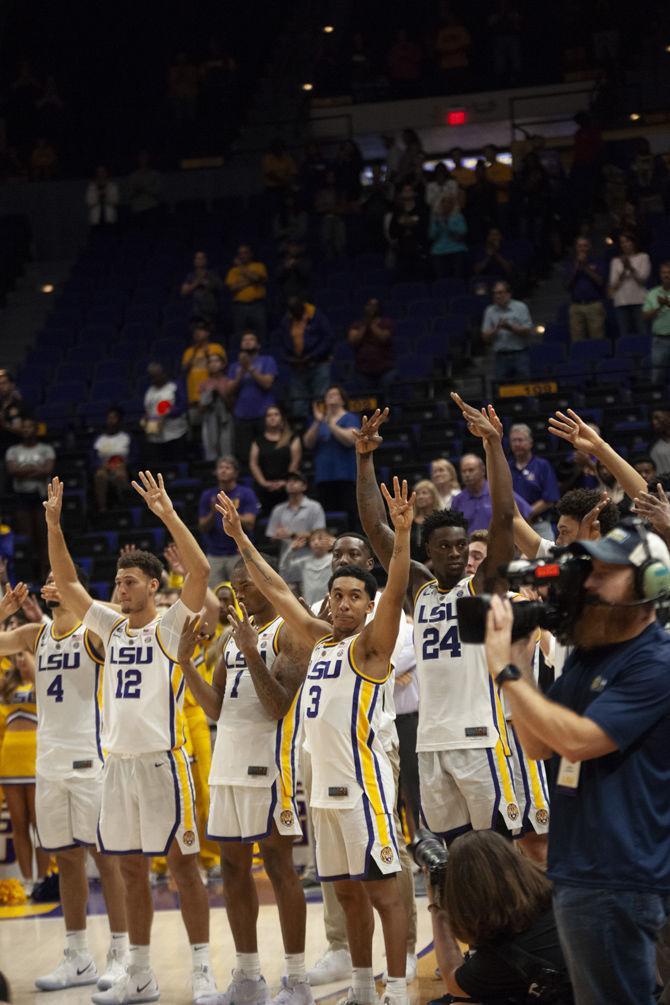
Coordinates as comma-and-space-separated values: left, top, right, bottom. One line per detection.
409, 828, 449, 905
456, 551, 592, 645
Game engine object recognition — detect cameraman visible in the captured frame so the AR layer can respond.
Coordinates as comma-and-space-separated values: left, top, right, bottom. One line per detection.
484, 523, 670, 1005
424, 829, 573, 1003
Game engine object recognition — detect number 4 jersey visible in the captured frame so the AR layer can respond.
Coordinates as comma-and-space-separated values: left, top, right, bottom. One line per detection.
414, 577, 509, 752
34, 621, 105, 779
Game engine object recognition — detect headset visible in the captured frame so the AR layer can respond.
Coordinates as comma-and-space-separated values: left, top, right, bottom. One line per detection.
630, 519, 670, 601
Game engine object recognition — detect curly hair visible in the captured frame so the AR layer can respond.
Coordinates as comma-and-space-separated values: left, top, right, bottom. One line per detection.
557, 489, 619, 536
421, 508, 469, 550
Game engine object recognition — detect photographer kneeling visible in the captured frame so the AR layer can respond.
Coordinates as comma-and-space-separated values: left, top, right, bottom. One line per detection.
419, 828, 573, 1003
482, 521, 670, 1005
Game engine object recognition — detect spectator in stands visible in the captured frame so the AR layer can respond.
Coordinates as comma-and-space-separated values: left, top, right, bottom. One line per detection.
302, 385, 358, 529
276, 240, 312, 304
313, 169, 347, 261
430, 457, 461, 508
508, 423, 560, 539
434, 10, 472, 87
643, 262, 670, 384
451, 452, 531, 532
5, 416, 55, 578
181, 321, 226, 425
127, 150, 163, 219
488, 0, 523, 84
516, 151, 551, 255
425, 161, 459, 211
199, 354, 233, 461
198, 456, 259, 585
565, 236, 606, 341
411, 479, 441, 560
262, 138, 297, 197
465, 160, 498, 244
386, 29, 423, 96
388, 182, 429, 280
272, 193, 308, 252
347, 298, 396, 393
632, 455, 658, 487
280, 296, 333, 421
450, 148, 475, 190
85, 165, 119, 226
430, 192, 468, 278
608, 233, 650, 338
279, 528, 334, 605
180, 250, 223, 327
92, 406, 131, 513
649, 407, 670, 477
29, 137, 58, 181
265, 470, 326, 560
466, 528, 488, 575
0, 370, 23, 437
141, 361, 188, 464
484, 145, 513, 219
224, 244, 268, 338
481, 280, 534, 382
225, 330, 278, 469
471, 226, 514, 288
361, 164, 391, 253
249, 404, 302, 516
299, 141, 328, 202
334, 140, 364, 202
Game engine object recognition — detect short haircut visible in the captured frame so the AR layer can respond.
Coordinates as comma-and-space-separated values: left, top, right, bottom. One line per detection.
422, 509, 469, 549
469, 529, 489, 544
632, 454, 656, 469
557, 489, 620, 535
509, 423, 532, 439
493, 280, 511, 292
117, 549, 164, 582
325, 383, 349, 408
231, 554, 277, 576
217, 454, 239, 472
332, 532, 373, 560
328, 564, 378, 601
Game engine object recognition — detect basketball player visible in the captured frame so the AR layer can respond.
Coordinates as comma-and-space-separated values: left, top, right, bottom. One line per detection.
177, 558, 313, 1005
44, 473, 216, 1005
355, 396, 519, 842
217, 478, 414, 1005
0, 574, 129, 992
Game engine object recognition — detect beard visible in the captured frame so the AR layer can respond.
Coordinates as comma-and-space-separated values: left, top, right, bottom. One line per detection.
571, 598, 648, 649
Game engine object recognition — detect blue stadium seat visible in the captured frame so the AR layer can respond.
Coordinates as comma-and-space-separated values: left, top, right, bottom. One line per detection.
431, 278, 467, 300
449, 294, 485, 318
544, 323, 570, 343
569, 341, 612, 363
49, 381, 89, 404
407, 299, 444, 320
431, 315, 470, 338
529, 343, 566, 373
392, 281, 429, 302
616, 334, 652, 357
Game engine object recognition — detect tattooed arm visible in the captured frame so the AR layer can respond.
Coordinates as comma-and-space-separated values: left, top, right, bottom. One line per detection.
234, 618, 311, 719
178, 617, 227, 720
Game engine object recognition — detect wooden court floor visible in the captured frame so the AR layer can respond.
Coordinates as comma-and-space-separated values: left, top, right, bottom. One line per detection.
0, 873, 440, 1005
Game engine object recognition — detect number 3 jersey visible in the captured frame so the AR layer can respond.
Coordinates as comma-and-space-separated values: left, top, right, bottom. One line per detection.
303, 633, 394, 811
34, 621, 104, 779
209, 617, 302, 799
414, 577, 508, 752
83, 599, 192, 755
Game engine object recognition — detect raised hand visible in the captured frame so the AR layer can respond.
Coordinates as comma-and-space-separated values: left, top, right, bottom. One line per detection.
43, 477, 63, 528
131, 471, 176, 522
227, 602, 259, 655
177, 615, 200, 666
451, 392, 501, 442
352, 407, 390, 456
634, 484, 670, 539
0, 582, 29, 622
164, 542, 185, 576
381, 476, 416, 531
577, 494, 610, 541
485, 404, 504, 440
548, 409, 601, 454
215, 491, 243, 541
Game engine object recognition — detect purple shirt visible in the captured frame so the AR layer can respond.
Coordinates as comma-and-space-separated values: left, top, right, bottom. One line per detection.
565, 258, 605, 303
509, 454, 560, 508
227, 355, 278, 419
451, 480, 532, 533
198, 484, 259, 556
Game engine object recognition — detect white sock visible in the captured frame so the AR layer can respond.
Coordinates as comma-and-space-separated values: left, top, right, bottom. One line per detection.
129, 945, 151, 972
352, 967, 376, 1003
110, 933, 129, 957
191, 944, 211, 969
237, 953, 261, 981
65, 931, 89, 955
385, 976, 407, 1003
285, 953, 306, 982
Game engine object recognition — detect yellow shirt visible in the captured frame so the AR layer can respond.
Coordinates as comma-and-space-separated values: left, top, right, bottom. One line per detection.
182, 342, 226, 404
262, 151, 297, 189
452, 166, 475, 189
486, 160, 513, 203
225, 263, 268, 304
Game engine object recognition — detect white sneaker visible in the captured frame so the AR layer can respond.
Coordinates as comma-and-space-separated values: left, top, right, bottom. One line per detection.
98, 949, 130, 991
335, 990, 361, 1005
195, 971, 269, 1005
306, 948, 352, 986
91, 967, 160, 1004
272, 977, 314, 1005
381, 954, 417, 984
35, 950, 99, 991
192, 965, 218, 1003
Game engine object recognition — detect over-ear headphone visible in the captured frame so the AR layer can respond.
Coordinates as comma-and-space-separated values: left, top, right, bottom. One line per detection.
631, 519, 670, 600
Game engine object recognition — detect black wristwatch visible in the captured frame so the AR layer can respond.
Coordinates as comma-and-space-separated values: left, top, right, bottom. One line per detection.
495, 663, 522, 687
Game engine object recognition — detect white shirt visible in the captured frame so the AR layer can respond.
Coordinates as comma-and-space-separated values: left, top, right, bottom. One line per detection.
93, 431, 131, 462
609, 253, 651, 307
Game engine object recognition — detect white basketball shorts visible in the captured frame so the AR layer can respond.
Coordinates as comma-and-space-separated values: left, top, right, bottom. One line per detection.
312, 794, 401, 881
97, 749, 199, 856
418, 741, 521, 837
207, 781, 303, 843
508, 725, 550, 834
36, 771, 103, 850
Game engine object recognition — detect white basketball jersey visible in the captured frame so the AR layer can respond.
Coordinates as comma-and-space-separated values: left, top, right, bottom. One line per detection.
103, 615, 186, 754
303, 633, 394, 810
413, 577, 509, 752
34, 621, 104, 779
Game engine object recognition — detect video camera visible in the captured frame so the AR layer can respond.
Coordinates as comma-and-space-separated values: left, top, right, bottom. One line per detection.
456, 551, 591, 646
409, 828, 448, 905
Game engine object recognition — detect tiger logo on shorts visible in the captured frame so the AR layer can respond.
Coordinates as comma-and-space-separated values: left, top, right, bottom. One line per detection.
380, 846, 394, 864
507, 803, 520, 821
183, 829, 196, 846
280, 810, 294, 826
536, 808, 549, 827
